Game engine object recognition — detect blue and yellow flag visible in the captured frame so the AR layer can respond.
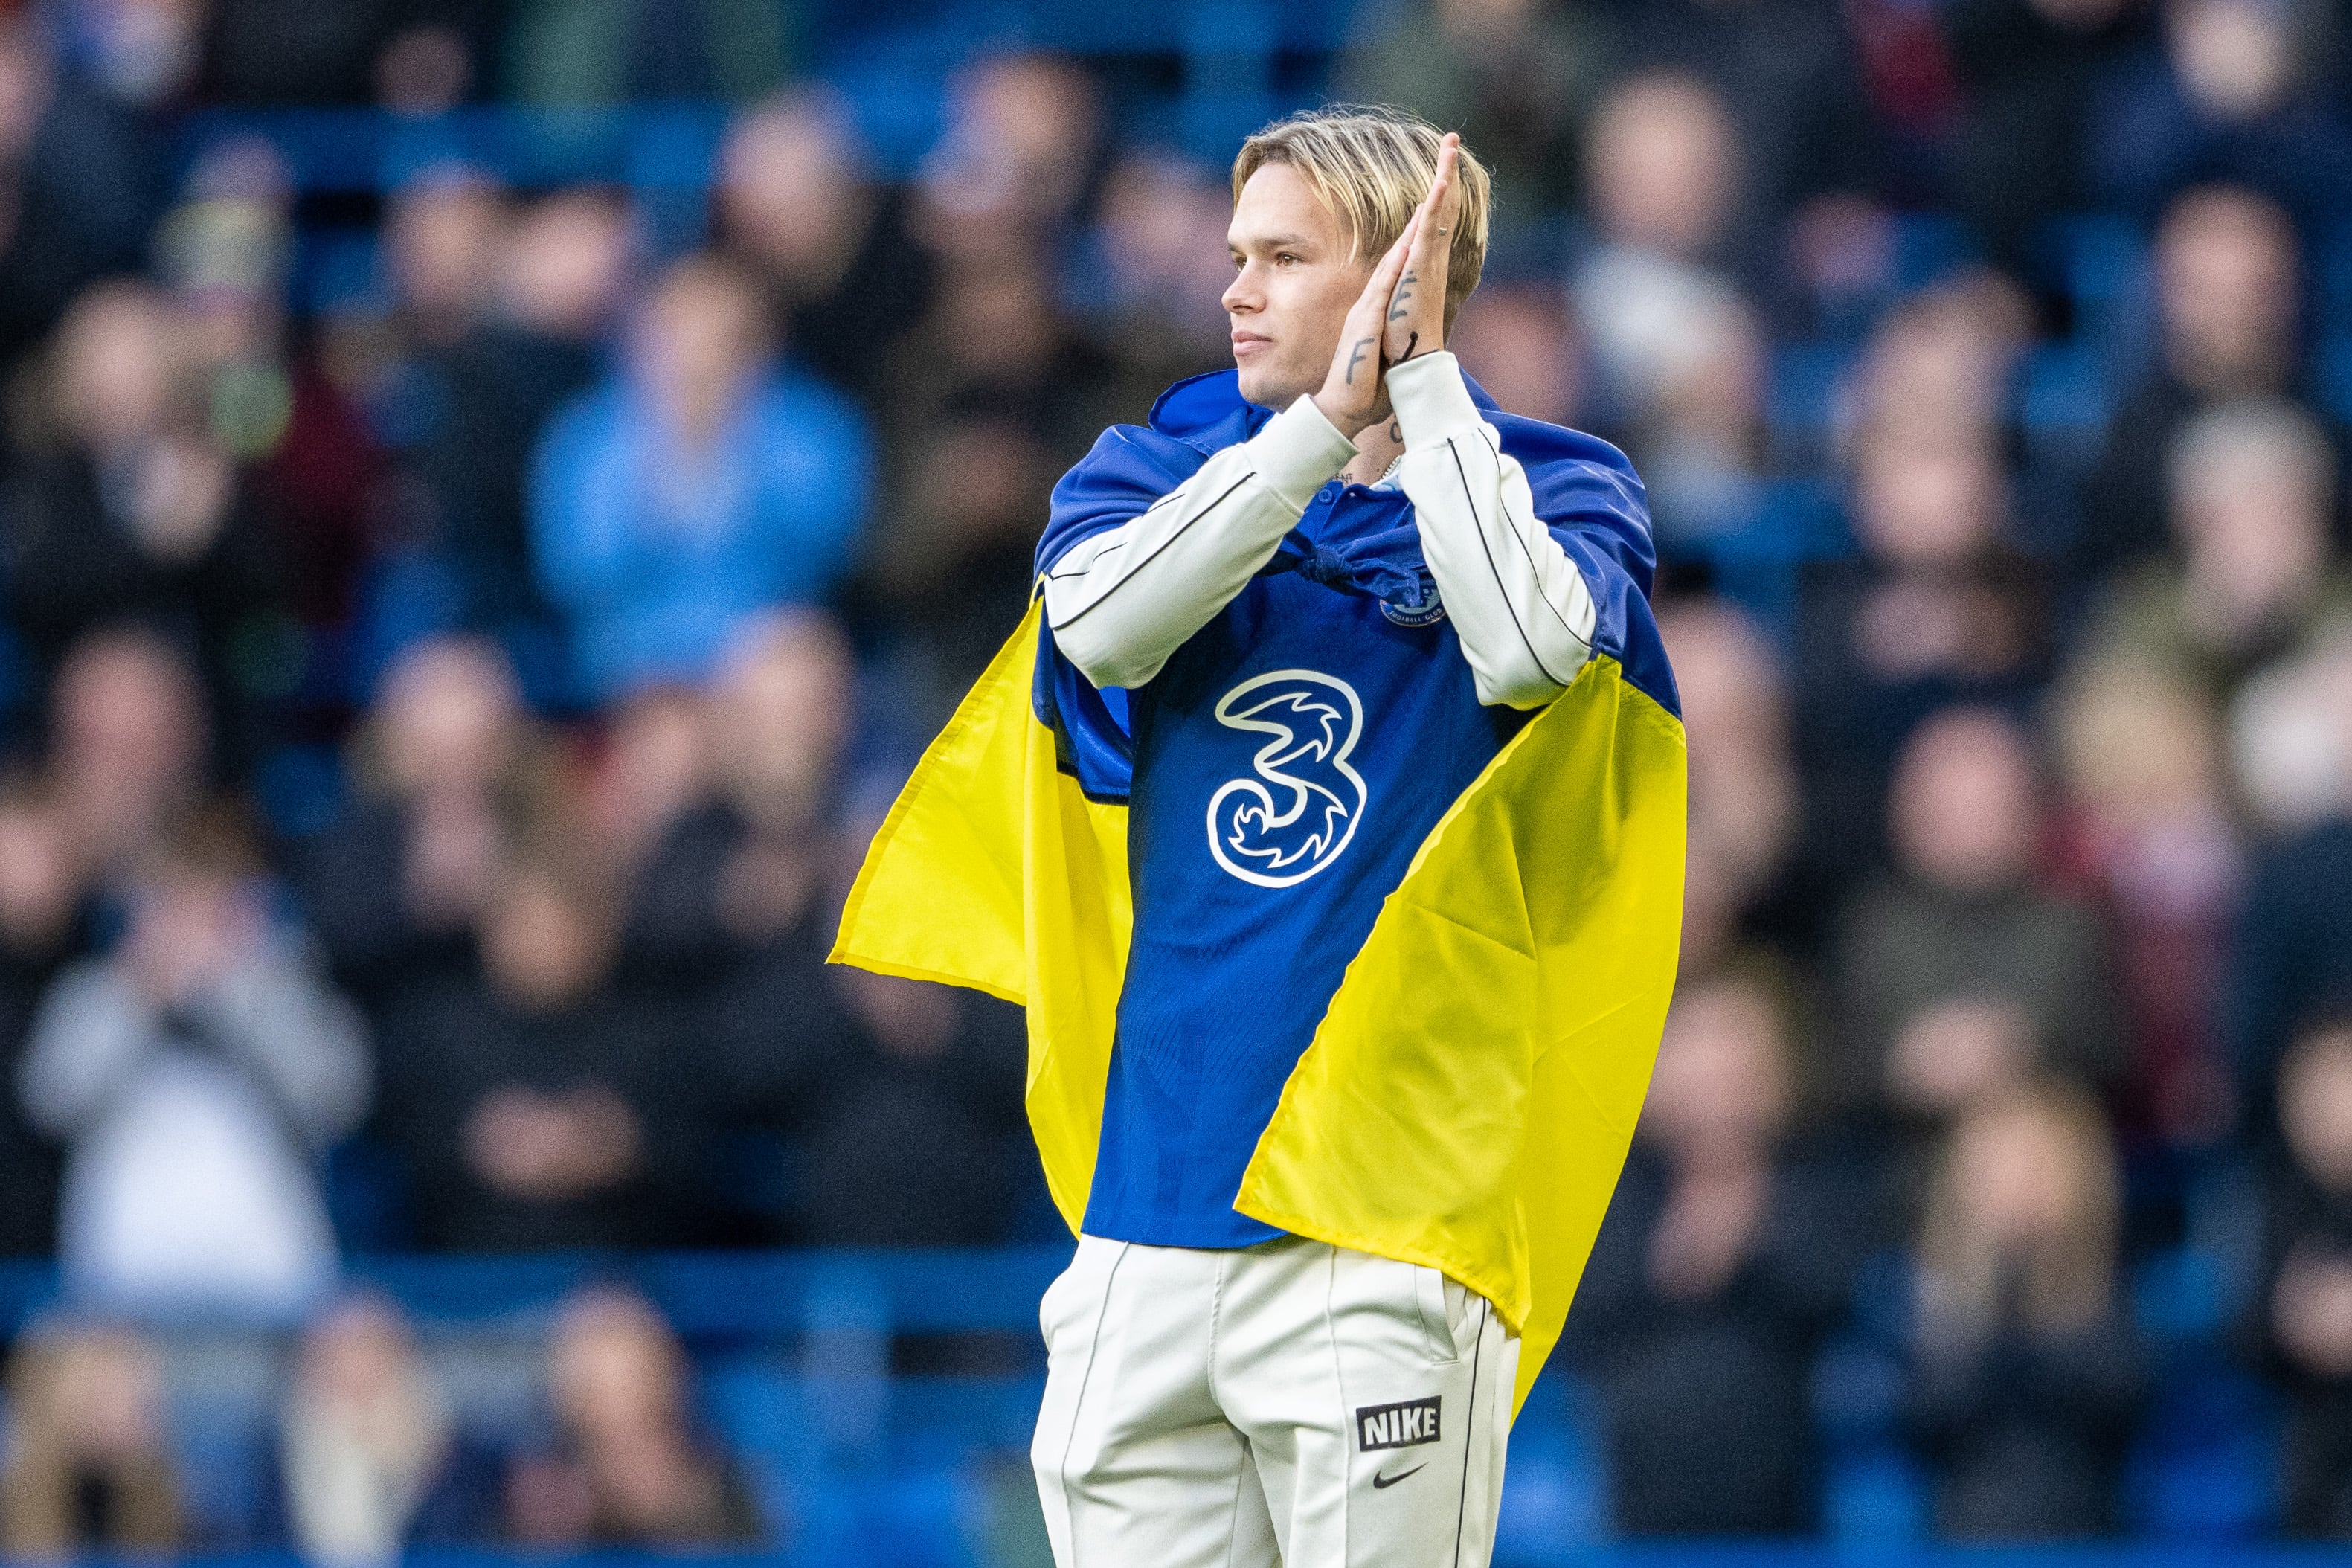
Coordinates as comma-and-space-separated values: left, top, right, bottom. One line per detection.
832, 392, 1686, 1418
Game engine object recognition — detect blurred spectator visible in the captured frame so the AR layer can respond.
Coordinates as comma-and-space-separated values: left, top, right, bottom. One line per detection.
910, 53, 1101, 272
3, 282, 283, 759
160, 137, 296, 385
21, 806, 368, 1316
0, 781, 77, 1256
504, 0, 785, 107
1338, 0, 1603, 222
578, 615, 863, 1240
863, 408, 1063, 724
2077, 185, 2327, 575
860, 235, 1108, 719
2230, 628, 2352, 838
504, 1289, 762, 1547
162, 138, 385, 640
373, 15, 498, 115
51, 0, 205, 109
1572, 71, 1750, 441
1794, 436, 2050, 880
530, 253, 872, 702
1941, 0, 2151, 286
1572, 970, 1859, 1535
300, 637, 551, 1012
1449, 278, 1584, 431
386, 167, 507, 353
1833, 710, 2121, 1129
707, 615, 849, 864
374, 850, 716, 1252
614, 611, 848, 987
1905, 1082, 2146, 1538
579, 681, 718, 970
200, 1, 505, 108
279, 1294, 496, 1564
2258, 1018, 2352, 1535
749, 968, 1029, 1248
1573, 69, 1780, 544
715, 90, 934, 410
1604, 0, 1886, 262
406, 188, 632, 643
2229, 802, 2352, 1141
1638, 295, 1771, 546
1079, 150, 1236, 418
46, 628, 207, 899
1659, 595, 1804, 969
1838, 273, 2030, 459
1, 1321, 181, 1557
2087, 0, 2352, 235
1571, 66, 1779, 540
2051, 660, 2241, 1143
881, 257, 1117, 467
0, 13, 160, 368
2082, 399, 2351, 709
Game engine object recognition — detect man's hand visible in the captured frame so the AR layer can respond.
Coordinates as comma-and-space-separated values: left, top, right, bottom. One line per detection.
1384, 132, 1462, 370
1311, 212, 1419, 440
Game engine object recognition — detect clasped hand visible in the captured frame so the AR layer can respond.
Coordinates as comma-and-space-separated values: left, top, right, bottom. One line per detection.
1311, 132, 1463, 440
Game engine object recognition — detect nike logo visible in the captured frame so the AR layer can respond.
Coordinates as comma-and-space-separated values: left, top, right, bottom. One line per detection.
1371, 1464, 1427, 1489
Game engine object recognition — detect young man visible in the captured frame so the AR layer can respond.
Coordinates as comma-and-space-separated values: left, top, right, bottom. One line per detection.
835, 106, 1682, 1568
1026, 109, 1666, 1565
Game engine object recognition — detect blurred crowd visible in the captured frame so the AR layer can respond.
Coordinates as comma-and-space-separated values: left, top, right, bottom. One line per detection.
0, 0, 2348, 1553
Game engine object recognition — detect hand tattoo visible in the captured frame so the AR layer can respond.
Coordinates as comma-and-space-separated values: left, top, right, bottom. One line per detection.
1346, 335, 1375, 384
1397, 331, 1420, 362
1388, 271, 1416, 322
1387, 420, 1401, 443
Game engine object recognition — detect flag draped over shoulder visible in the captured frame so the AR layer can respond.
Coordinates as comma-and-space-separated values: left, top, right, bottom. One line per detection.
832, 384, 1686, 1418
828, 604, 1134, 1233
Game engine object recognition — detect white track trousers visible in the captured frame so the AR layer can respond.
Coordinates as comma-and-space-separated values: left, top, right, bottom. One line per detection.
1032, 1234, 1519, 1567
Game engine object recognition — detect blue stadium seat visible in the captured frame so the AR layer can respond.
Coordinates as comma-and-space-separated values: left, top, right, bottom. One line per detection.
1493, 1369, 1609, 1563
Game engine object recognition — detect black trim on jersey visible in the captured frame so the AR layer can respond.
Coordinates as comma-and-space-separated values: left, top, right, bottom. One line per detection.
1046, 473, 1254, 629
1479, 426, 1592, 655
1445, 437, 1575, 689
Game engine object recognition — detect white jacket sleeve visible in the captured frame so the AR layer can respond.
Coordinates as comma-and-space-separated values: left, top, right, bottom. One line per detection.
196, 942, 371, 1148
1389, 352, 1598, 709
1042, 395, 1357, 690
19, 963, 158, 1138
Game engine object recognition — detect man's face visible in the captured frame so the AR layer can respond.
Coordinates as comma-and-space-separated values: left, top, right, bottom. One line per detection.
1224, 163, 1371, 408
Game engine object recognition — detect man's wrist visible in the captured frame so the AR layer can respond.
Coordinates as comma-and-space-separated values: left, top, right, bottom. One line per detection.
1384, 350, 1480, 452
1262, 395, 1360, 510
1309, 388, 1378, 443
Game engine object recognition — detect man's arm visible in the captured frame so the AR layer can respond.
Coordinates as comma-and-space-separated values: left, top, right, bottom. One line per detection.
1374, 135, 1598, 708
1047, 209, 1423, 692
1389, 350, 1598, 709
1041, 397, 1356, 690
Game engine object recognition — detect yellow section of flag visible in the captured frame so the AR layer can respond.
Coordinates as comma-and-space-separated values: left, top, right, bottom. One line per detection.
831, 600, 1685, 1415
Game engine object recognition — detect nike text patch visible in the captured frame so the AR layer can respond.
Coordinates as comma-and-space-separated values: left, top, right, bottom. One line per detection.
1357, 1397, 1442, 1451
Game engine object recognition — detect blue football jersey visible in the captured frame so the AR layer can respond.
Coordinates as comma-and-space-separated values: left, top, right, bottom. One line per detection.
1034, 370, 1659, 1247
1080, 493, 1524, 1245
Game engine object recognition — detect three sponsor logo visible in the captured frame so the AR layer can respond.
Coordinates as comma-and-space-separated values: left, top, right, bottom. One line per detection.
1206, 669, 1369, 887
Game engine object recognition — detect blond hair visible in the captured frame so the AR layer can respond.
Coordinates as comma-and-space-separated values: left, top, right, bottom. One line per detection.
1232, 106, 1491, 330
